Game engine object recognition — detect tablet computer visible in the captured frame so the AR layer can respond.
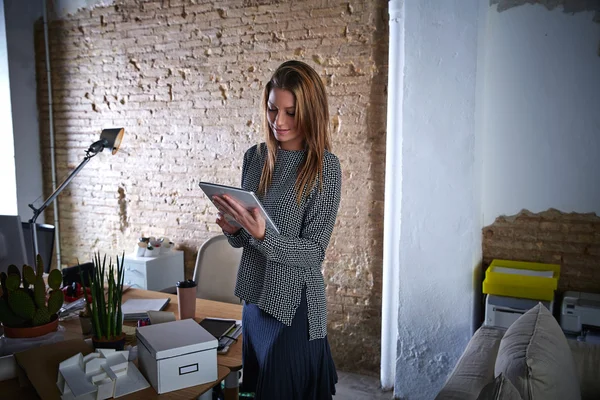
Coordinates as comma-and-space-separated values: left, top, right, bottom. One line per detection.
199, 181, 280, 234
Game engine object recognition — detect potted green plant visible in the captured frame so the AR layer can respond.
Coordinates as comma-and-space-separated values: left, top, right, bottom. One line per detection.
0, 256, 64, 338
82, 252, 126, 350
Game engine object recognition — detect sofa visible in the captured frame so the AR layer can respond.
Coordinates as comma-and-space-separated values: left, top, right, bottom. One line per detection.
435, 304, 600, 400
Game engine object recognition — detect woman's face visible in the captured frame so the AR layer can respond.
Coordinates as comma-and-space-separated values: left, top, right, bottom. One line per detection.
267, 88, 304, 151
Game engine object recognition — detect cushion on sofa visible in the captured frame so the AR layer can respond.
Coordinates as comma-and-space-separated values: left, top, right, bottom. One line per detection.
568, 339, 600, 400
476, 373, 523, 400
435, 326, 506, 400
494, 303, 580, 400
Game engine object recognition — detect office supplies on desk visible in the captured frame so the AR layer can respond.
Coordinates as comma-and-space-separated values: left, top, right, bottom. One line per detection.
199, 182, 280, 234
121, 298, 170, 321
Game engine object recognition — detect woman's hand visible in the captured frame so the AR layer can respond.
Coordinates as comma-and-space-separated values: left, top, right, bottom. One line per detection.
215, 211, 241, 235
213, 195, 266, 240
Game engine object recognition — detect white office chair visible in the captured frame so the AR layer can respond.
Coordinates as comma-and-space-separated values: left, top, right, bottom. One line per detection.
193, 235, 243, 304
194, 235, 248, 398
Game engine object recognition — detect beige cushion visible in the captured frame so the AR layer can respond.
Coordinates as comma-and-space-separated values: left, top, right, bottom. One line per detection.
477, 373, 523, 400
435, 326, 506, 400
568, 340, 600, 400
495, 303, 580, 400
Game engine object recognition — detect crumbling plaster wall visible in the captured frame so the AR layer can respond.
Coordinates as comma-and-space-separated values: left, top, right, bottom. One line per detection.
482, 2, 600, 226
35, 0, 388, 375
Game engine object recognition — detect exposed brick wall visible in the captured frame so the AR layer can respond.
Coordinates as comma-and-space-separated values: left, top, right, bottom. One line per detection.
35, 0, 388, 375
483, 209, 600, 294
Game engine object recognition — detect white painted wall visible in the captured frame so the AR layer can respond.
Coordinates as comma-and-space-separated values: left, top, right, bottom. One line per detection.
0, 0, 18, 215
394, 0, 482, 397
482, 4, 600, 226
4, 0, 44, 221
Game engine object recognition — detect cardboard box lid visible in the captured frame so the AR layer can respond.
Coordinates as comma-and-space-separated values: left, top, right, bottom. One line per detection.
136, 319, 218, 360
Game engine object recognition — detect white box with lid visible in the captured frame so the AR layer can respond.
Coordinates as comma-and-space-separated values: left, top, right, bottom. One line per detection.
136, 319, 218, 394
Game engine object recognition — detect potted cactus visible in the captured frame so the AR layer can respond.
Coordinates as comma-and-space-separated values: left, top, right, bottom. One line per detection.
82, 252, 126, 350
0, 256, 64, 338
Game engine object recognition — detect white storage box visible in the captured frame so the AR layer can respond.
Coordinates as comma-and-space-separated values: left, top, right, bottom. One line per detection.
136, 319, 218, 394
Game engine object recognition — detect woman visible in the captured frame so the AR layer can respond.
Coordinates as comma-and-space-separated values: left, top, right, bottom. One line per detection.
212, 60, 341, 399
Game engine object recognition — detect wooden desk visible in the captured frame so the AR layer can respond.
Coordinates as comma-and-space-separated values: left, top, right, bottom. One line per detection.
123, 364, 230, 399
2, 289, 243, 400
2, 363, 230, 400
60, 289, 243, 373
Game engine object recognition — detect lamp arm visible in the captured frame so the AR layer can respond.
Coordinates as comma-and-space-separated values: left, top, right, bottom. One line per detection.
28, 153, 94, 225
27, 152, 96, 267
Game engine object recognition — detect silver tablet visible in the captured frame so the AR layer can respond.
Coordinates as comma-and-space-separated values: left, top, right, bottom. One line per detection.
199, 182, 280, 234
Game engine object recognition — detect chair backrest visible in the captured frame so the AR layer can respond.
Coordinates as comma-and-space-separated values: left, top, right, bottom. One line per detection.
193, 235, 243, 304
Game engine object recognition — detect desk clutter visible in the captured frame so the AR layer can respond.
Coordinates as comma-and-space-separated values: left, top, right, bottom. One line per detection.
3, 317, 229, 398
483, 259, 600, 342
0, 244, 242, 399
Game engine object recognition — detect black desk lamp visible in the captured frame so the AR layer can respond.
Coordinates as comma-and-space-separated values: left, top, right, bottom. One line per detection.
28, 128, 125, 268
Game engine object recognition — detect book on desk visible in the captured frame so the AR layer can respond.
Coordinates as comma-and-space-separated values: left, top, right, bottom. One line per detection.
199, 317, 242, 354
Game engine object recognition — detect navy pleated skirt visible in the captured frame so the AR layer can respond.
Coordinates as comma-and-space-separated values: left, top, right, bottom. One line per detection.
240, 286, 338, 399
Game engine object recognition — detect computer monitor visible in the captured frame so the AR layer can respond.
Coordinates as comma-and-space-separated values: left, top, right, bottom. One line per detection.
21, 222, 55, 273
0, 215, 28, 274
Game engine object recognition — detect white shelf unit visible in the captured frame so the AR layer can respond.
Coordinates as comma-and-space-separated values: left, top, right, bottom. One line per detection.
122, 250, 184, 291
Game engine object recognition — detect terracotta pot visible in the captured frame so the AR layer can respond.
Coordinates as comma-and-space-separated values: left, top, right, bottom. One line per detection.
92, 332, 127, 351
2, 316, 59, 339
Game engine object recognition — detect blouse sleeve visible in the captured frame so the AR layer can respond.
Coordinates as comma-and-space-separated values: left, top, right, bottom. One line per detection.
248, 155, 342, 269
224, 148, 253, 248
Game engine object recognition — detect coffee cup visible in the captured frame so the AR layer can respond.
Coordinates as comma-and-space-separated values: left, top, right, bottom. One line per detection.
176, 279, 197, 320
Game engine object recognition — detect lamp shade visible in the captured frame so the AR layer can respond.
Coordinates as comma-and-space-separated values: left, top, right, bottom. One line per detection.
100, 128, 125, 155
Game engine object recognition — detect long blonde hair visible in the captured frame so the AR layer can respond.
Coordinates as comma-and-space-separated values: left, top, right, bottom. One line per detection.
258, 60, 331, 203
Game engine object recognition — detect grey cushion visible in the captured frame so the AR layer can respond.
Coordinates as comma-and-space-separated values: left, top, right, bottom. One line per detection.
435, 326, 506, 400
568, 340, 600, 400
477, 373, 523, 400
495, 303, 580, 400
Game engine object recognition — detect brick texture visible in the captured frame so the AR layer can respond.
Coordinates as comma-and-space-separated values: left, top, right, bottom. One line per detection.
35, 0, 388, 375
483, 209, 600, 294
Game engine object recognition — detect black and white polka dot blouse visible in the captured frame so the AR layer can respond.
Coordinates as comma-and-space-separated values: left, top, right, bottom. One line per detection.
225, 143, 342, 340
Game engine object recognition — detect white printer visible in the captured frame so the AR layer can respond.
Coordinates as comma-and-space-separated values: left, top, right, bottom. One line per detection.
560, 291, 600, 335
484, 294, 553, 329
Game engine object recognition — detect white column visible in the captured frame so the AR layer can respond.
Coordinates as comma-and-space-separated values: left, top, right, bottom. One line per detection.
395, 0, 481, 397
380, 0, 404, 392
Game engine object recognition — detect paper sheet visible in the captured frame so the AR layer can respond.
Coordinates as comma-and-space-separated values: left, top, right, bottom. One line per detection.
492, 266, 554, 278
